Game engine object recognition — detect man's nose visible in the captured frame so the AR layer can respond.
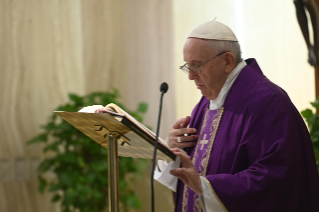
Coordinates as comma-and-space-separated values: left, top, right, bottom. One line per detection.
188, 71, 198, 80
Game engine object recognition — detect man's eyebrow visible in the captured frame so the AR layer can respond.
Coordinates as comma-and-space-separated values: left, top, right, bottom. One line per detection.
183, 60, 203, 64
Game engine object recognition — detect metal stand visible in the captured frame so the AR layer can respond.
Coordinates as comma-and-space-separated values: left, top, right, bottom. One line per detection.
108, 133, 120, 212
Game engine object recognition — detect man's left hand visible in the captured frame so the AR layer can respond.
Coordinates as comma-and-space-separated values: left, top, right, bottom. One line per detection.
169, 148, 203, 195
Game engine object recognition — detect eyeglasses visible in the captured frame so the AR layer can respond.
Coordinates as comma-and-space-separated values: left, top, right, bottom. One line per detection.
179, 51, 228, 74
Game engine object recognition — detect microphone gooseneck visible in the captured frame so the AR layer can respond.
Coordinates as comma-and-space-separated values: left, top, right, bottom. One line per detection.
151, 82, 169, 212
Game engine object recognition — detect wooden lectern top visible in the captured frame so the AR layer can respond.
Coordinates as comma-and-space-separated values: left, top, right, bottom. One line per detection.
54, 111, 175, 161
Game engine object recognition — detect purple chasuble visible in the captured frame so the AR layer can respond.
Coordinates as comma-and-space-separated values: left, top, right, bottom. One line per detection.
174, 59, 319, 212
182, 109, 223, 212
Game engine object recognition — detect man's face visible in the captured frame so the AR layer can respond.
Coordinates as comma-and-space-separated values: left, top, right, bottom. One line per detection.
183, 38, 229, 100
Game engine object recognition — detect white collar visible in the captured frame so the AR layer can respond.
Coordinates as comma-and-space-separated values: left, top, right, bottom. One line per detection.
209, 60, 247, 110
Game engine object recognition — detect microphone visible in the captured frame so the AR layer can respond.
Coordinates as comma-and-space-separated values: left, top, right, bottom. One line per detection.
160, 82, 169, 94
151, 82, 169, 212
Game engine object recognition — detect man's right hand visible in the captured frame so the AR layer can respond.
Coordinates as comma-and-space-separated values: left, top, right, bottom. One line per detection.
167, 116, 198, 148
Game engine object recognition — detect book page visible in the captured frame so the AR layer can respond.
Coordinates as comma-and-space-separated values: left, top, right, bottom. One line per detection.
78, 105, 104, 113
103, 104, 168, 147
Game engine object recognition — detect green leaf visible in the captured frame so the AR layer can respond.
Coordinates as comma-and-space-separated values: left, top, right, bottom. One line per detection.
38, 159, 54, 173
68, 93, 83, 105
301, 109, 313, 119
27, 133, 48, 144
137, 102, 148, 114
311, 99, 319, 109
77, 156, 85, 168
43, 142, 59, 153
112, 88, 120, 98
127, 193, 142, 209
42, 122, 55, 131
38, 176, 47, 193
55, 152, 77, 164
62, 208, 71, 212
60, 172, 74, 187
49, 183, 61, 192
52, 194, 61, 202
55, 121, 73, 131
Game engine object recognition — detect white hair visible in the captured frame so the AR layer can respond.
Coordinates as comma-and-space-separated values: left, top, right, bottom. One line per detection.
206, 40, 242, 64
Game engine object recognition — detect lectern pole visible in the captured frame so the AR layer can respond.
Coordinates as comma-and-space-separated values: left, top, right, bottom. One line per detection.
108, 134, 119, 212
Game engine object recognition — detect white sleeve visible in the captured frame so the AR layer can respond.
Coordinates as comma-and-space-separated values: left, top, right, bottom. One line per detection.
154, 157, 180, 192
199, 176, 227, 212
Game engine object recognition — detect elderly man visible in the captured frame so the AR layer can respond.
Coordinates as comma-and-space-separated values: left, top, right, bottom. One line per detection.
155, 20, 319, 212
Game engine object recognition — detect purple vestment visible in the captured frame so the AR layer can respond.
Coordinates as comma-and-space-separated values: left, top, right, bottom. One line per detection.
175, 59, 319, 212
183, 109, 223, 211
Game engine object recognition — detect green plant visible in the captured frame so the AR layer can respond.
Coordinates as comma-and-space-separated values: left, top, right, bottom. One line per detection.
301, 98, 319, 170
28, 89, 148, 212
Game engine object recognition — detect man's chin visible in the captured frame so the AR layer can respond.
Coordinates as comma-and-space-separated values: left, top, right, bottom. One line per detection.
201, 90, 216, 100
200, 91, 210, 99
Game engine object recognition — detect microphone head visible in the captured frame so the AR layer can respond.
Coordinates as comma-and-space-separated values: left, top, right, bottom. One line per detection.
160, 82, 169, 93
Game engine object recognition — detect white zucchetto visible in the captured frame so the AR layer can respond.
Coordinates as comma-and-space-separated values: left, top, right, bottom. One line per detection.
188, 19, 238, 42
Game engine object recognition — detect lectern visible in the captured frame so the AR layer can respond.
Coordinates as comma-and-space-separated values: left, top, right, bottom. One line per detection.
54, 111, 175, 212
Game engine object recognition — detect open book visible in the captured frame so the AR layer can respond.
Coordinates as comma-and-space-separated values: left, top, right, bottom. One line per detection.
55, 104, 175, 161
80, 104, 167, 145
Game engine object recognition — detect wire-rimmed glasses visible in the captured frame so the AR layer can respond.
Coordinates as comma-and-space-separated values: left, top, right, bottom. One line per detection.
179, 51, 228, 74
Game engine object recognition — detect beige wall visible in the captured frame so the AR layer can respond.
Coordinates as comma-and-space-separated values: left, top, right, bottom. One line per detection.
0, 0, 175, 211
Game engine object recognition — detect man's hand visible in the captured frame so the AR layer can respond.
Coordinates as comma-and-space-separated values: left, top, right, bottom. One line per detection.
167, 116, 198, 148
170, 148, 203, 195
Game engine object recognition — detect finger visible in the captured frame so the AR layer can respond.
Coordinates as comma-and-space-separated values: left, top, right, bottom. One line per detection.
171, 147, 186, 153
170, 169, 187, 183
174, 135, 198, 142
171, 149, 194, 167
172, 118, 186, 129
171, 148, 189, 159
168, 141, 195, 149
168, 140, 195, 149
180, 116, 191, 128
170, 167, 186, 176
171, 128, 197, 136
171, 148, 190, 159
169, 134, 197, 149
175, 142, 195, 148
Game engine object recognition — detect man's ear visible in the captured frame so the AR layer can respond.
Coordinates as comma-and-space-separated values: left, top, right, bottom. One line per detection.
224, 52, 236, 74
